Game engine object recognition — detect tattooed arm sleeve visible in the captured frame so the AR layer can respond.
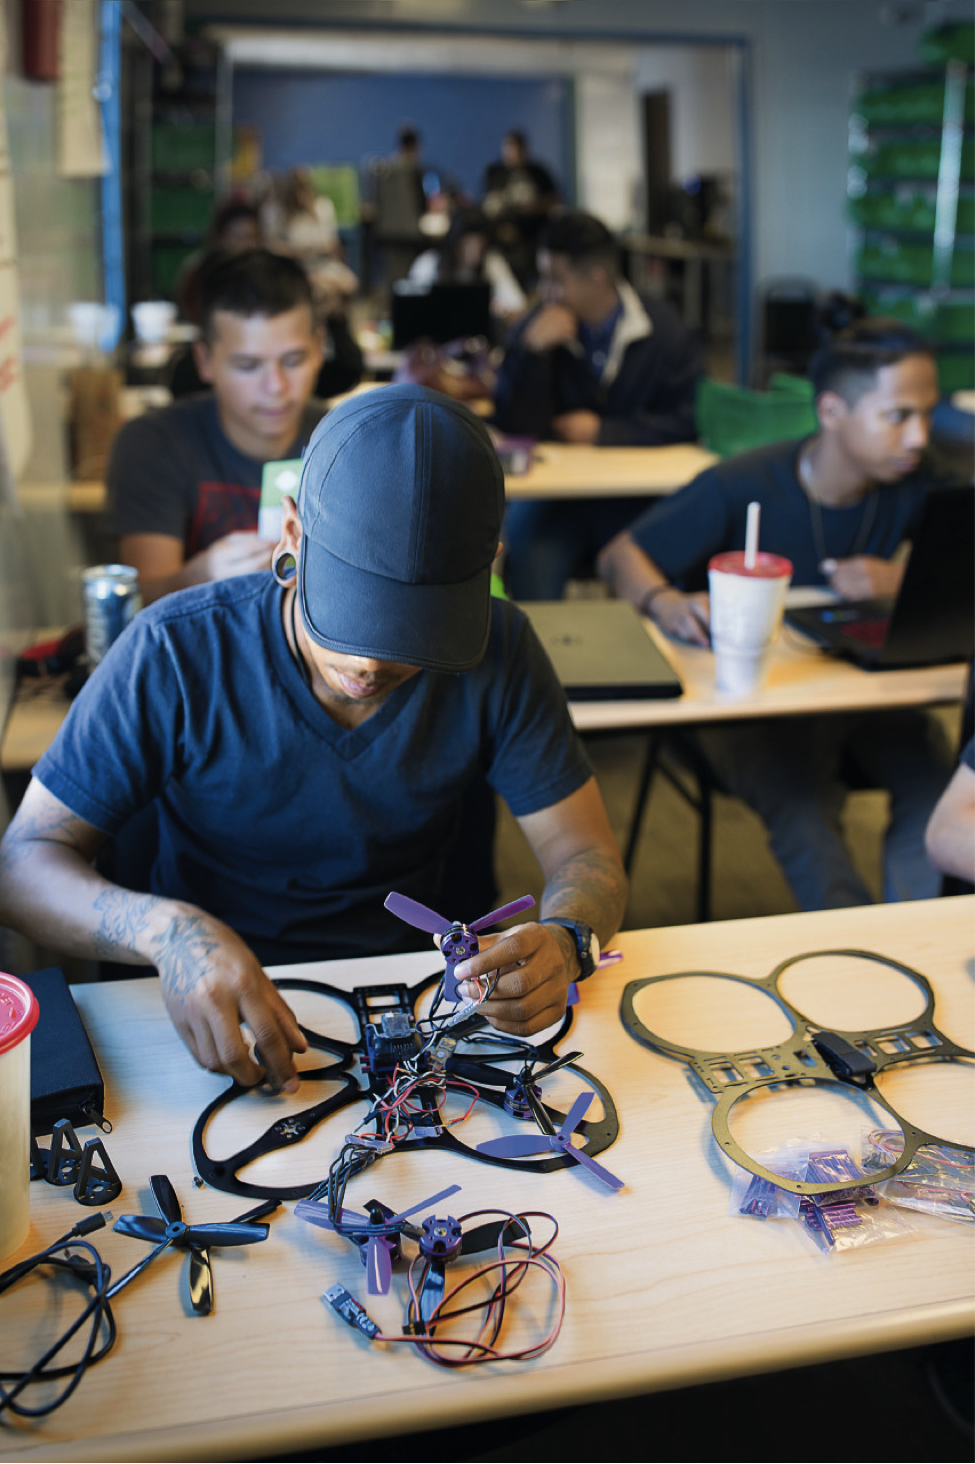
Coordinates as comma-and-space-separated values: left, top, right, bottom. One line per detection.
0, 778, 306, 1088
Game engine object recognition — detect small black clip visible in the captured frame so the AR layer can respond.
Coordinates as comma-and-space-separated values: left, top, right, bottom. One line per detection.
46, 1119, 86, 1185
72, 1137, 123, 1206
30, 1119, 122, 1204
812, 1031, 877, 1079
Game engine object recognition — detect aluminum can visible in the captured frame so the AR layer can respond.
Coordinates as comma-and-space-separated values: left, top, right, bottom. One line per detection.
82, 564, 142, 665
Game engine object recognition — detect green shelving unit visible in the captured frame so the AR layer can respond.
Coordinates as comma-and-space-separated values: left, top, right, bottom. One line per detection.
123, 30, 229, 308
848, 30, 975, 394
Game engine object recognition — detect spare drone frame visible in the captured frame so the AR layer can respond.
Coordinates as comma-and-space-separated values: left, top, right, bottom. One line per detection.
620, 947, 973, 1196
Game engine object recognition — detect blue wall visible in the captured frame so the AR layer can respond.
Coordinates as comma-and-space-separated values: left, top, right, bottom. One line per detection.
232, 68, 571, 204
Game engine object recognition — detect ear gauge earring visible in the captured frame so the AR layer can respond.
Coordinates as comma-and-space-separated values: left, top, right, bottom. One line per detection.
272, 552, 297, 588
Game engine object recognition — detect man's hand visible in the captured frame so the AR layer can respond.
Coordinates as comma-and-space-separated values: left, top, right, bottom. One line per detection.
824, 555, 905, 601
196, 531, 276, 584
121, 529, 276, 606
552, 410, 601, 444
448, 921, 576, 1036
521, 304, 578, 353
649, 587, 712, 647
152, 907, 307, 1090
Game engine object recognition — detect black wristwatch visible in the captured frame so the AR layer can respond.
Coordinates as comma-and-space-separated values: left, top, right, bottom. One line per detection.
540, 918, 600, 981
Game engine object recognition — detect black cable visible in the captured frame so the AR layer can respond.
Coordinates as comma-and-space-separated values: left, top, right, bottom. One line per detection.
0, 1212, 117, 1418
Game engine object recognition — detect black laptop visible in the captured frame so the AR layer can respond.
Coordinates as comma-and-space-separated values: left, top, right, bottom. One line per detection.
520, 599, 684, 700
785, 484, 974, 669
391, 281, 492, 349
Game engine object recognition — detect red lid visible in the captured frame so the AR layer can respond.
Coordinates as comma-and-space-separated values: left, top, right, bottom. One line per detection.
0, 974, 39, 1056
709, 550, 793, 579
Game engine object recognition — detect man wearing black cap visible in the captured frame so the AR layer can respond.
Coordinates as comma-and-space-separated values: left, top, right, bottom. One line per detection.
0, 386, 626, 1092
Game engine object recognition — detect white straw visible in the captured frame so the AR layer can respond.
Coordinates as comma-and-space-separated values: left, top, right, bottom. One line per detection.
744, 500, 761, 569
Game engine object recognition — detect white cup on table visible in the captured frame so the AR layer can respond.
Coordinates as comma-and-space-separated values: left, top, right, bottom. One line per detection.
708, 550, 793, 695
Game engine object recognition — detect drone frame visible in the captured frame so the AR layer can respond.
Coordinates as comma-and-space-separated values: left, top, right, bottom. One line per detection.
620, 947, 974, 1196
192, 972, 619, 1200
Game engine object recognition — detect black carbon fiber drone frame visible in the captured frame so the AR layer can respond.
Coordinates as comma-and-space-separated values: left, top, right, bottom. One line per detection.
192, 973, 619, 1200
620, 948, 974, 1196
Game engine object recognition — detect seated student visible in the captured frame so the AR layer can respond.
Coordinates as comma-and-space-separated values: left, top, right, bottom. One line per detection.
481, 130, 559, 290
408, 207, 527, 320
110, 249, 327, 605
171, 238, 364, 405
598, 317, 954, 911
174, 198, 263, 325
492, 209, 704, 599
0, 386, 627, 1093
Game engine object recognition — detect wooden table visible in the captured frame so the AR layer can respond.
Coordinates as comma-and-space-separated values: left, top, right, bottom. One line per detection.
2, 614, 966, 775
15, 483, 107, 516
568, 613, 969, 733
504, 441, 716, 500
1, 899, 972, 1461
13, 440, 716, 522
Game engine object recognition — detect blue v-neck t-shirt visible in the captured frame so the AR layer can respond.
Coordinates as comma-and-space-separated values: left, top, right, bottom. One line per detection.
35, 576, 592, 964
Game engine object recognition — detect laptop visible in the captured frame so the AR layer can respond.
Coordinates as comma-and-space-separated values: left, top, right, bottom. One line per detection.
785, 484, 974, 670
520, 599, 684, 700
391, 281, 492, 349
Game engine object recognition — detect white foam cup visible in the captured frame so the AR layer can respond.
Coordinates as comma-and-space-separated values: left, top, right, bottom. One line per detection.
0, 973, 40, 1260
708, 550, 793, 695
131, 300, 176, 346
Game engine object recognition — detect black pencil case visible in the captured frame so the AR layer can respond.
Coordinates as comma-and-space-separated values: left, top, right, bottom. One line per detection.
20, 967, 107, 1135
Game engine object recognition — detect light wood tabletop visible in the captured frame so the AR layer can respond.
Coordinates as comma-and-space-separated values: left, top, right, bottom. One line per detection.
568, 615, 969, 733
3, 613, 966, 773
1, 898, 971, 1461
504, 441, 716, 500
14, 439, 716, 521
11, 436, 713, 529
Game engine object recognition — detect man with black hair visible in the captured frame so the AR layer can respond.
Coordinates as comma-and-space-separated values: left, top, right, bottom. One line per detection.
598, 317, 955, 910
493, 209, 703, 598
495, 210, 701, 447
2, 387, 626, 1091
109, 248, 325, 605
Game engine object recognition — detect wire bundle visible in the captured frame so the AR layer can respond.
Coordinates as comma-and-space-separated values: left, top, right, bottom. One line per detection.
0, 1213, 117, 1418
383, 1208, 565, 1367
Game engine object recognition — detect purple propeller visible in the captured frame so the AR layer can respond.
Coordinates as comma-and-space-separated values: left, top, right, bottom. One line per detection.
296, 1183, 461, 1295
384, 892, 535, 1001
477, 1090, 625, 1191
110, 1176, 277, 1312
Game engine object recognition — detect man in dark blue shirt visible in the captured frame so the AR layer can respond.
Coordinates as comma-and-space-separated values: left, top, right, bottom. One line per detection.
0, 387, 626, 1092
598, 318, 954, 910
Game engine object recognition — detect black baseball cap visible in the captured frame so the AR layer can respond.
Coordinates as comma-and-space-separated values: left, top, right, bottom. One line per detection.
297, 384, 504, 673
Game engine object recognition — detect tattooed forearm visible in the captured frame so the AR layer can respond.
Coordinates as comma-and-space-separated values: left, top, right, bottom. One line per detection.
90, 889, 161, 959
149, 914, 221, 1002
541, 848, 627, 944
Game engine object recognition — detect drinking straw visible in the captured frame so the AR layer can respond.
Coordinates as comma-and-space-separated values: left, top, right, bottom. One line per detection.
744, 500, 761, 570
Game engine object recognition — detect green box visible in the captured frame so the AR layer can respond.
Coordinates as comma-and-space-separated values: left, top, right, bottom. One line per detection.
856, 237, 975, 287
863, 139, 975, 181
149, 186, 213, 235
854, 80, 975, 127
695, 377, 818, 457
151, 123, 216, 174
151, 242, 195, 299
